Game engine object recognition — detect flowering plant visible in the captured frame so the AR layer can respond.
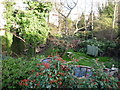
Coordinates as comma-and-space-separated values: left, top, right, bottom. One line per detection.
76, 61, 119, 88
19, 56, 119, 89
19, 56, 79, 88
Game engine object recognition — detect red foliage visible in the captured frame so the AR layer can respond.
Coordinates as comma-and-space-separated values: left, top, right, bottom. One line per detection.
58, 72, 64, 76
75, 59, 79, 62
21, 79, 29, 82
77, 65, 81, 67
48, 75, 52, 78
93, 82, 97, 85
42, 63, 50, 69
29, 80, 36, 82
31, 70, 35, 73
40, 68, 45, 71
19, 79, 29, 86
108, 75, 112, 77
48, 55, 53, 57
49, 80, 57, 84
101, 79, 109, 82
105, 79, 109, 82
36, 82, 40, 86
117, 82, 120, 88
39, 73, 43, 75
36, 64, 42, 66
58, 82, 62, 86
54, 65, 56, 68
55, 57, 65, 63
58, 78, 62, 81
36, 72, 39, 77
91, 79, 95, 82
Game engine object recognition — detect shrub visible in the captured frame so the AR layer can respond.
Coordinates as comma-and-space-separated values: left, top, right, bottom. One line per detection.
19, 56, 119, 89
77, 60, 119, 88
2, 56, 39, 89
19, 56, 79, 88
78, 38, 117, 56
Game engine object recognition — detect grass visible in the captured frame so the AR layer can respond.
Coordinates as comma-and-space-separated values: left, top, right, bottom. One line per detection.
39, 47, 119, 68
98, 57, 111, 62
62, 50, 118, 68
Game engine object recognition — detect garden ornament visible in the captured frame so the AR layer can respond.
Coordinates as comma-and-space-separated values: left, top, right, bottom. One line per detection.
109, 64, 118, 76
67, 52, 73, 56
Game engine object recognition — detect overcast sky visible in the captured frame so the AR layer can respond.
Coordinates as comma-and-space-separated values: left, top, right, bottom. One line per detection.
69, 0, 107, 20
0, 0, 108, 28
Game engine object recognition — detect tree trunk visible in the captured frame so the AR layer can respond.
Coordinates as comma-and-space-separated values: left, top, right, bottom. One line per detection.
5, 32, 13, 55
111, 1, 117, 41
65, 18, 68, 35
118, 1, 120, 37
11, 34, 25, 56
27, 44, 36, 57
0, 36, 2, 60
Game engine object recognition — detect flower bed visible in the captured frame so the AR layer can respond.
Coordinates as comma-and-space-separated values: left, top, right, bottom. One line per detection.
40, 57, 93, 78
19, 56, 119, 88
19, 56, 79, 88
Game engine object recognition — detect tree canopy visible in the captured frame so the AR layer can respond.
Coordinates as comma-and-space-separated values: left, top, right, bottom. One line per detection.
4, 0, 52, 56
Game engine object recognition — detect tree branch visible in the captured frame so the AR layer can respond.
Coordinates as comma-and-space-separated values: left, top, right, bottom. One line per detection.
6, 30, 26, 43
66, 0, 78, 18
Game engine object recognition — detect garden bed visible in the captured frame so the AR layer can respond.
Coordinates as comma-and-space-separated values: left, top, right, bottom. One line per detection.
40, 57, 119, 79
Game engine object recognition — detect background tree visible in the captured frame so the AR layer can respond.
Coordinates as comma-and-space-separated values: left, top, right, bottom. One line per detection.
118, 1, 120, 38
76, 13, 86, 30
94, 1, 118, 41
4, 0, 52, 56
54, 0, 78, 35
3, 1, 15, 55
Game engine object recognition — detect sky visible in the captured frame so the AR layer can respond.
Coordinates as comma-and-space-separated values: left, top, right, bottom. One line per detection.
0, 0, 6, 29
69, 0, 107, 20
0, 0, 26, 29
0, 0, 108, 28
49, 0, 108, 25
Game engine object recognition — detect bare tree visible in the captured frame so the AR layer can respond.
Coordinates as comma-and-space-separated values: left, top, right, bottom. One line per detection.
74, 0, 94, 34
74, 13, 86, 34
111, 0, 117, 40
112, 1, 117, 29
54, 0, 78, 35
